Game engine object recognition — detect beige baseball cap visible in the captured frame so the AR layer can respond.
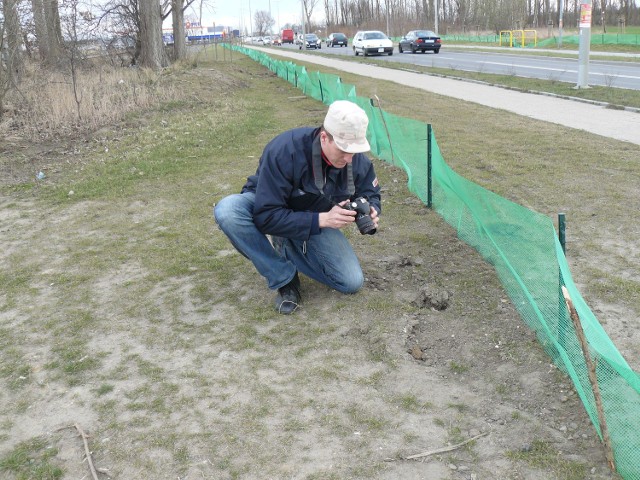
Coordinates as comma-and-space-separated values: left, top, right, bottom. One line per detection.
323, 101, 371, 154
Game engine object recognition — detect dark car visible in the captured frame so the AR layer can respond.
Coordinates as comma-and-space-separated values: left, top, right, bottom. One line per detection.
299, 33, 321, 50
326, 33, 348, 47
398, 30, 441, 54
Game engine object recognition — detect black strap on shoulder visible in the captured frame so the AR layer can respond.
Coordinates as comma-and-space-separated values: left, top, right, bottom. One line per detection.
312, 134, 324, 192
312, 132, 355, 195
346, 162, 354, 196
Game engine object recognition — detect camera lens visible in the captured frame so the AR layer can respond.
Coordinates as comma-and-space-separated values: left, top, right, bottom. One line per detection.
356, 214, 376, 235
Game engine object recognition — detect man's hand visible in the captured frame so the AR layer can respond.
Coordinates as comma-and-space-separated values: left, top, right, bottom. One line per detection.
318, 201, 357, 229
369, 205, 380, 230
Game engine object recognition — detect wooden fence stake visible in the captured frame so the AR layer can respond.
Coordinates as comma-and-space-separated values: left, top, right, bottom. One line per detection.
562, 286, 616, 472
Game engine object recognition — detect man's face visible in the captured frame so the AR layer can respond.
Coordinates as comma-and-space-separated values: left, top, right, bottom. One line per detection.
320, 131, 355, 168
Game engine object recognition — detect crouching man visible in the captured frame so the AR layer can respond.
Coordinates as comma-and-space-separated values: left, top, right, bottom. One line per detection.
213, 100, 381, 314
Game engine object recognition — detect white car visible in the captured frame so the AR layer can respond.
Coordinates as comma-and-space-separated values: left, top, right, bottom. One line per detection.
352, 30, 393, 56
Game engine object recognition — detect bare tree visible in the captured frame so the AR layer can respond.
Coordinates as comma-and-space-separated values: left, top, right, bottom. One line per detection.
31, 0, 50, 60
3, 0, 24, 80
0, 24, 11, 119
97, 0, 139, 65
138, 0, 169, 69
59, 0, 96, 121
254, 10, 275, 35
324, 0, 335, 28
67, 8, 82, 121
161, 0, 201, 61
97, 0, 201, 66
170, 0, 187, 59
302, 0, 320, 30
44, 0, 64, 62
454, 0, 468, 28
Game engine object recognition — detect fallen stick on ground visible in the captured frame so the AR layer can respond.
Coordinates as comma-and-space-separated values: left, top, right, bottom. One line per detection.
386, 431, 490, 461
73, 423, 98, 480
56, 423, 100, 480
55, 424, 101, 479
74, 423, 100, 480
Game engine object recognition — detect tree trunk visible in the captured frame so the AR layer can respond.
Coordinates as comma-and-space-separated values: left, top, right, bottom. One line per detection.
3, 0, 24, 82
31, 0, 50, 61
44, 0, 64, 64
324, 0, 333, 27
172, 0, 187, 60
139, 0, 170, 70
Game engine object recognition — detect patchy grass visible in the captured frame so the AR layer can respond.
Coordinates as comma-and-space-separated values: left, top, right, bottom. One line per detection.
0, 47, 631, 479
0, 437, 64, 480
507, 439, 589, 480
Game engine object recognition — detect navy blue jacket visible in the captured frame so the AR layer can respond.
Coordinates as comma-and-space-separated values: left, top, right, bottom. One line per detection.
242, 127, 381, 240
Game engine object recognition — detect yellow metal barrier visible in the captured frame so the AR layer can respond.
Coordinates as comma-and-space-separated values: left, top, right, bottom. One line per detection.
500, 29, 538, 47
499, 30, 513, 47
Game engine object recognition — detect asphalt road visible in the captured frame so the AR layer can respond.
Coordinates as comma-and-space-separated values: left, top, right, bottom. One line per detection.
250, 45, 640, 146
271, 42, 640, 90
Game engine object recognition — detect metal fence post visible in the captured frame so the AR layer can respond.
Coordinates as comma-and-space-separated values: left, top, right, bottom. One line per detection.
557, 212, 567, 355
559, 212, 566, 254
427, 124, 433, 209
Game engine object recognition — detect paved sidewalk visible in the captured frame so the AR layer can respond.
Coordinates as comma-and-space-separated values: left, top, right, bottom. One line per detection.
255, 47, 640, 146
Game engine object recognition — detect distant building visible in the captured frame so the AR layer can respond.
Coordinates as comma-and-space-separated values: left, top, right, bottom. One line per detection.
184, 24, 231, 42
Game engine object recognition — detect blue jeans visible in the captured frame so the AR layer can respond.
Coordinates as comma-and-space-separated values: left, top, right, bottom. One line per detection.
213, 192, 364, 293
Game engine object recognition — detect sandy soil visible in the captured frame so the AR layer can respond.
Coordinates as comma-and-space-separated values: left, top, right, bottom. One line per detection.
0, 163, 621, 480
0, 59, 627, 479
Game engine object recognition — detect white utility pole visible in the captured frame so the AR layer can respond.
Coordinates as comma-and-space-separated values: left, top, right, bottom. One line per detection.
385, 0, 390, 37
576, 0, 593, 88
558, 0, 565, 47
301, 0, 306, 41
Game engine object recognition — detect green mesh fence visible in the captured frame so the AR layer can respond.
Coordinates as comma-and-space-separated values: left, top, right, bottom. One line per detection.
535, 34, 640, 47
229, 44, 640, 479
441, 34, 500, 43
439, 33, 640, 46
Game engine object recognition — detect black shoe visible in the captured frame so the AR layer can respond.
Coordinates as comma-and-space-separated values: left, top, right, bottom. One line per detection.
274, 273, 301, 315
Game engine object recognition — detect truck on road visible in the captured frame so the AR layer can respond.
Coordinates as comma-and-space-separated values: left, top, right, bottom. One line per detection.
281, 29, 294, 44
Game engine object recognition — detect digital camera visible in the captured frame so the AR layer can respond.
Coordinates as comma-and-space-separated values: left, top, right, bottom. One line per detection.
343, 197, 377, 235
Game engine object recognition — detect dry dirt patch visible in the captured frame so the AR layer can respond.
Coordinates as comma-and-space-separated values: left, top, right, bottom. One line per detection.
0, 57, 623, 479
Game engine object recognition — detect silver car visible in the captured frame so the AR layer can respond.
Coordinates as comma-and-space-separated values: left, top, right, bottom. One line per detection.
299, 33, 321, 50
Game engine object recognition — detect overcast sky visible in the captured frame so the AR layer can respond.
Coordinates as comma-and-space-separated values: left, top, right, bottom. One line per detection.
169, 0, 324, 34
